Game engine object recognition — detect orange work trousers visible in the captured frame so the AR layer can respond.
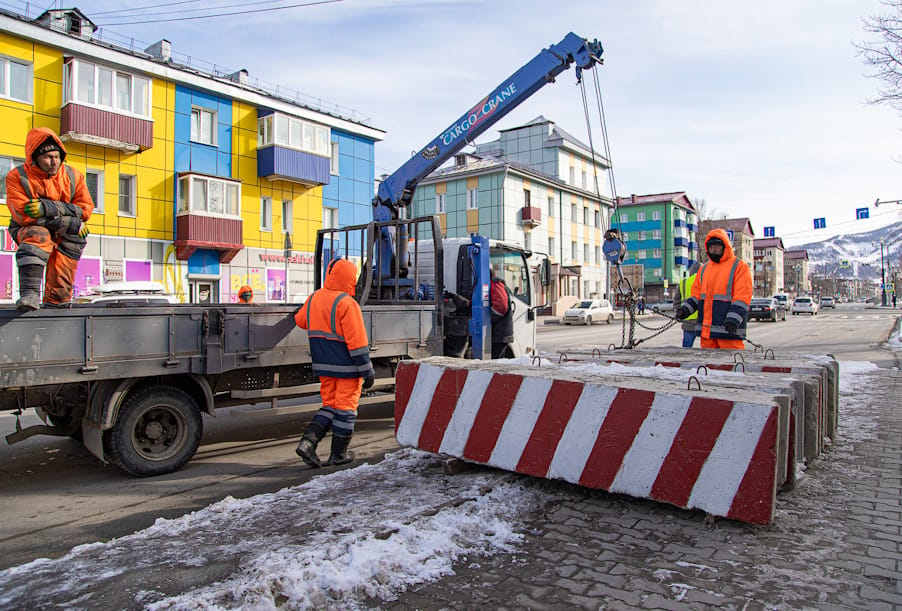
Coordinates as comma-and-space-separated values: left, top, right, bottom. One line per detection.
701, 337, 745, 350
319, 376, 364, 412
16, 225, 80, 305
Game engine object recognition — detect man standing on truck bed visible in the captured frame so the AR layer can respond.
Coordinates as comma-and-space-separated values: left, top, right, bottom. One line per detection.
5, 127, 93, 311
675, 229, 752, 350
294, 258, 375, 468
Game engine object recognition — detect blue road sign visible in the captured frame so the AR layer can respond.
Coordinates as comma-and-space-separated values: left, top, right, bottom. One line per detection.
856, 207, 869, 219
764, 226, 775, 237
725, 229, 734, 242
813, 217, 826, 229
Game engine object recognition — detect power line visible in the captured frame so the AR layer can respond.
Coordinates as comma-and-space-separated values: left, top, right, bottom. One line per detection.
96, 0, 294, 20
96, 0, 342, 26
91, 0, 207, 17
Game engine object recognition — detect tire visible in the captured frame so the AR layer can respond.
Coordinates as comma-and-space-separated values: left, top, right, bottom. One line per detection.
104, 386, 202, 477
606, 313, 614, 324
771, 312, 777, 322
585, 315, 592, 325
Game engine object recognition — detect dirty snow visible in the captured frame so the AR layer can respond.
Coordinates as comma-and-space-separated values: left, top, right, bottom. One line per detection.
0, 358, 892, 609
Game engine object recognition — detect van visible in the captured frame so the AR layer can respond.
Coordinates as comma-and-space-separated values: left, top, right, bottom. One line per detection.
772, 294, 789, 311
75, 281, 179, 304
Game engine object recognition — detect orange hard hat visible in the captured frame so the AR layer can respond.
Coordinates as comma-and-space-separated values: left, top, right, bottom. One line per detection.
238, 285, 253, 303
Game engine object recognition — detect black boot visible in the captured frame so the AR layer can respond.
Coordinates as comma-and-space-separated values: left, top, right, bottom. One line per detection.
16, 264, 44, 312
324, 434, 354, 466
295, 421, 327, 468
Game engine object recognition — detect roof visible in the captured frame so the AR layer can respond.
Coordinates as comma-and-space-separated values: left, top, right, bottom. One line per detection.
701, 217, 755, 236
616, 192, 695, 212
494, 116, 607, 165
784, 250, 810, 261
753, 237, 786, 250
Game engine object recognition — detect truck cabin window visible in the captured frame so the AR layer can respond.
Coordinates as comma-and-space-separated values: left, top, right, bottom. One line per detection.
490, 250, 530, 304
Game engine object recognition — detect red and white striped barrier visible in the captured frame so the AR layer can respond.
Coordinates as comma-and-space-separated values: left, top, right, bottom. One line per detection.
395, 358, 783, 525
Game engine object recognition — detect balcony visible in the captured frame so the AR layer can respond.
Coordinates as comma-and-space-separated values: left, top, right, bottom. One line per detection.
60, 103, 153, 152
521, 206, 541, 227
257, 145, 329, 185
175, 214, 243, 263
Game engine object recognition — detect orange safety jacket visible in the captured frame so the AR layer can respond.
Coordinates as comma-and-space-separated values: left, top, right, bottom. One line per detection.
683, 228, 753, 340
295, 258, 374, 379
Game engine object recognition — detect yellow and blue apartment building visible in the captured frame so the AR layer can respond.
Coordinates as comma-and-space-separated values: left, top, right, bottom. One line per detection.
0, 8, 383, 304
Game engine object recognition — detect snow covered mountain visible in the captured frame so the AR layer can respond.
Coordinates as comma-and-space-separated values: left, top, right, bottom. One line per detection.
791, 221, 902, 281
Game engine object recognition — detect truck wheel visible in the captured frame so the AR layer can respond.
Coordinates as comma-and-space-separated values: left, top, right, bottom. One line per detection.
104, 386, 202, 477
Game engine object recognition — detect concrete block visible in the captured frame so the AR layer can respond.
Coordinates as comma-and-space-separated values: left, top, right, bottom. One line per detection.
395, 356, 785, 525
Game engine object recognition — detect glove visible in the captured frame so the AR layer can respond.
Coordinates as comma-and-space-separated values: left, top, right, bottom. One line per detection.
78, 222, 90, 239
362, 371, 375, 390
724, 320, 738, 335
25, 199, 44, 218
675, 305, 692, 321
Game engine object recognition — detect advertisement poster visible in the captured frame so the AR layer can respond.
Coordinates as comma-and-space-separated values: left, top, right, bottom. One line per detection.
73, 257, 101, 298
0, 254, 13, 300
125, 260, 152, 282
267, 268, 286, 302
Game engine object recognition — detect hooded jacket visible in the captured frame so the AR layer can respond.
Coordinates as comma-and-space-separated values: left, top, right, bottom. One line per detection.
5, 128, 94, 229
683, 229, 753, 340
295, 258, 374, 379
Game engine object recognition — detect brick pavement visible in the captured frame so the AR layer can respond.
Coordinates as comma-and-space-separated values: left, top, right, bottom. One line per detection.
376, 365, 902, 610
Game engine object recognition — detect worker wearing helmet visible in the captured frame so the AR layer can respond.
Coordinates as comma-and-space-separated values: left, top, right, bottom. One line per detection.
677, 261, 701, 348
676, 229, 752, 350
238, 285, 253, 303
5, 127, 93, 311
294, 258, 375, 468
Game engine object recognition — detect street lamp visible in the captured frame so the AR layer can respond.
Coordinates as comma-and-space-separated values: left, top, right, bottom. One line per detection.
881, 238, 886, 307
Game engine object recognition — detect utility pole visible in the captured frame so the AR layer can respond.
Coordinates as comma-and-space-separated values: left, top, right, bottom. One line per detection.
881, 239, 887, 307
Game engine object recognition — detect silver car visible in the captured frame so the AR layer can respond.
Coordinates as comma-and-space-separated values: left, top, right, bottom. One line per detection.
562, 299, 615, 325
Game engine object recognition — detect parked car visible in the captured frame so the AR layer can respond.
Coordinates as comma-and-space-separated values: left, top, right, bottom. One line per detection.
648, 301, 675, 313
792, 296, 819, 315
820, 296, 835, 308
749, 297, 786, 322
772, 294, 790, 311
562, 299, 615, 325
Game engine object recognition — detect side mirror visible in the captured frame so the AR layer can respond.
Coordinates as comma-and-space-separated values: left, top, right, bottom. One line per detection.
540, 258, 551, 287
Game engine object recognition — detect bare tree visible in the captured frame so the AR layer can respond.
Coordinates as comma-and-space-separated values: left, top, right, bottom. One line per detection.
692, 197, 721, 220
856, 0, 902, 110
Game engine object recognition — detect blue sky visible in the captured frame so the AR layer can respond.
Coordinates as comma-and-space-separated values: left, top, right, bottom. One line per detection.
39, 0, 902, 244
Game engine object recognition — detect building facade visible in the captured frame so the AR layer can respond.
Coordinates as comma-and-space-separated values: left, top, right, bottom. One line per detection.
409, 116, 614, 310
698, 217, 755, 273
612, 192, 699, 303
752, 237, 786, 297
0, 8, 383, 304
783, 249, 810, 297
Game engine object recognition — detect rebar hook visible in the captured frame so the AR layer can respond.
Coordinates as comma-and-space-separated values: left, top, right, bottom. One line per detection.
696, 365, 708, 376
733, 352, 745, 363
733, 362, 745, 373
687, 376, 701, 391
764, 348, 775, 360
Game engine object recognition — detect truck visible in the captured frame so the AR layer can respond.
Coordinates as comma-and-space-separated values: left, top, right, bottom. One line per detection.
0, 32, 604, 476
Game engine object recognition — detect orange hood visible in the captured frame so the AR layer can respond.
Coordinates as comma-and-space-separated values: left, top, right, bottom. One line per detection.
324, 258, 358, 294
704, 228, 736, 262
25, 127, 67, 174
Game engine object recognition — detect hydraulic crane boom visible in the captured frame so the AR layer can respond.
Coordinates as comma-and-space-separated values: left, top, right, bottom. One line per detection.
373, 32, 604, 221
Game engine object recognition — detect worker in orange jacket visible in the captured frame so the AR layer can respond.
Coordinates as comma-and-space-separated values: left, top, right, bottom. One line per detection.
237, 285, 253, 303
5, 127, 93, 311
294, 258, 375, 467
675, 228, 752, 350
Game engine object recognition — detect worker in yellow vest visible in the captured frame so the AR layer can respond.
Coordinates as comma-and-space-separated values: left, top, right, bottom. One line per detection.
677, 262, 701, 347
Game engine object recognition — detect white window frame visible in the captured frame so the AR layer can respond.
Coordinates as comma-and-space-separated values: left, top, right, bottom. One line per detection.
652, 210, 661, 221
571, 241, 577, 260
581, 170, 587, 188
330, 142, 340, 175
569, 166, 575, 184
467, 187, 478, 210
548, 237, 556, 258
639, 231, 647, 240
436, 193, 446, 214
571, 203, 577, 221
282, 199, 293, 234
583, 243, 589, 262
0, 155, 25, 204
190, 106, 217, 146
0, 56, 32, 103
583, 206, 588, 225
177, 174, 241, 218
653, 268, 663, 278
118, 174, 136, 217
259, 197, 272, 231
637, 212, 646, 221
594, 210, 600, 227
595, 246, 601, 264
619, 213, 628, 223
85, 169, 104, 213
653, 230, 662, 239
524, 188, 531, 207
654, 249, 662, 258
323, 206, 338, 229
638, 249, 647, 259
256, 113, 330, 157
547, 196, 554, 218
63, 58, 151, 118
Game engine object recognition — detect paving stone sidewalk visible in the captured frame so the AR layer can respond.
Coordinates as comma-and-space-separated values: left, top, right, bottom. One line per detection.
378, 366, 902, 610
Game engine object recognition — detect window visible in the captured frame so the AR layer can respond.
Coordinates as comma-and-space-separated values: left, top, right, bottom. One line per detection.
595, 246, 600, 263
571, 241, 577, 260
653, 230, 662, 239
330, 142, 340, 175
594, 210, 600, 227
323, 206, 338, 229
583, 207, 588, 225
0, 56, 31, 102
547, 196, 554, 217
282, 200, 293, 233
190, 107, 216, 145
467, 187, 478, 210
85, 169, 103, 213
569, 166, 575, 184
64, 59, 150, 117
619, 213, 628, 223
176, 175, 240, 217
653, 269, 663, 278
639, 231, 646, 240
118, 175, 136, 216
581, 170, 587, 189
260, 197, 272, 231
571, 203, 577, 221
637, 212, 646, 221
654, 249, 662, 258
0, 156, 24, 203
548, 237, 555, 257
652, 210, 661, 221
638, 249, 647, 259
256, 113, 331, 157
523, 188, 530, 207
583, 244, 589, 262
436, 193, 446, 214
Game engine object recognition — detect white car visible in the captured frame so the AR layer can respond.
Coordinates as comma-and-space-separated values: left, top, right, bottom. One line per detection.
562, 299, 615, 325
791, 296, 819, 315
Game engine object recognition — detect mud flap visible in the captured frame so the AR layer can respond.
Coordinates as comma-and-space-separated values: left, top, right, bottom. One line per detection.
82, 419, 106, 463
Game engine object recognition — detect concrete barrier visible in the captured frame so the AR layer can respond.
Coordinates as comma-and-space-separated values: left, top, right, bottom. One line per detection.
395, 357, 786, 525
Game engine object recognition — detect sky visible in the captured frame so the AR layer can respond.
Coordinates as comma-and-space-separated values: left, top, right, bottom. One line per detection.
0, 355, 889, 608
20, 0, 902, 245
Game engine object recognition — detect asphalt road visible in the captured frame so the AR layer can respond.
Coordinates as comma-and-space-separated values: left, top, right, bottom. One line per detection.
0, 302, 897, 570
